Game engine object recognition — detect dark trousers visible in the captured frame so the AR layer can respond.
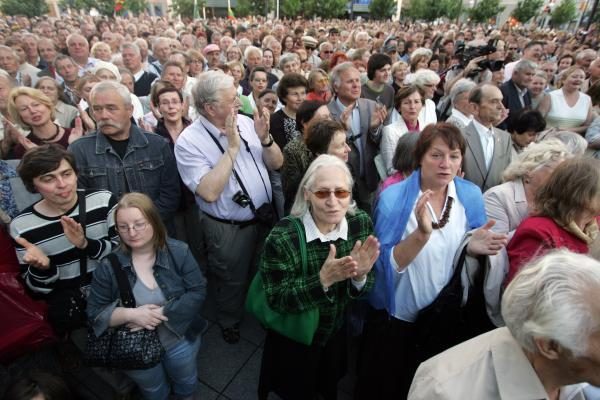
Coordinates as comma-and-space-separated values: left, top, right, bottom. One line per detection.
258, 328, 347, 400
201, 214, 267, 328
355, 309, 419, 400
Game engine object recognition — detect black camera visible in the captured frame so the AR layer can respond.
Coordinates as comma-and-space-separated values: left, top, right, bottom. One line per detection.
454, 39, 499, 76
232, 190, 251, 208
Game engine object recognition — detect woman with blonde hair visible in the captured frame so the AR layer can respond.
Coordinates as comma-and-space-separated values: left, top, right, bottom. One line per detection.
6, 88, 82, 158
91, 42, 112, 62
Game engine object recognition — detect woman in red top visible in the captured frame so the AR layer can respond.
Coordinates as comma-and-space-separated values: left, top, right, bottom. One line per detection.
507, 157, 600, 284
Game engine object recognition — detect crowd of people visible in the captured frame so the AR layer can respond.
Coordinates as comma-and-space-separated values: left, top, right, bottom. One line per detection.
1, 11, 600, 400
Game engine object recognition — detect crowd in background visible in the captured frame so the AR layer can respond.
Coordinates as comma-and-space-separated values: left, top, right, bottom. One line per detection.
1, 11, 600, 400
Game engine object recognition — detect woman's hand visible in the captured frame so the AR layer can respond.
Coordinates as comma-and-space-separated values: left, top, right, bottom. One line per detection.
77, 105, 96, 132
319, 244, 359, 288
14, 237, 50, 269
350, 235, 380, 281
415, 190, 434, 236
467, 220, 508, 256
68, 118, 83, 144
60, 216, 87, 249
128, 304, 168, 330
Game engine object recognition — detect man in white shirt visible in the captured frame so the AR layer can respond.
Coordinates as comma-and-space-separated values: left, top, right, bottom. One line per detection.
461, 83, 512, 192
409, 250, 599, 400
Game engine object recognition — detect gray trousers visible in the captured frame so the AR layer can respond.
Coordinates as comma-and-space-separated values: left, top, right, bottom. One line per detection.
201, 214, 267, 328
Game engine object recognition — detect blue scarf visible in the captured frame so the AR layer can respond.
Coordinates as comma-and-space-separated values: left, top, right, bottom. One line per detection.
368, 169, 487, 315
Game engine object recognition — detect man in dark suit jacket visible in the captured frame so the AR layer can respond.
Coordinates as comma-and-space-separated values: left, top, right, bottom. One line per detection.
122, 43, 158, 97
461, 84, 513, 192
499, 59, 536, 130
327, 62, 386, 211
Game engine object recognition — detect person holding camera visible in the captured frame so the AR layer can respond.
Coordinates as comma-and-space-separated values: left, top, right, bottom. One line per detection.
175, 70, 283, 344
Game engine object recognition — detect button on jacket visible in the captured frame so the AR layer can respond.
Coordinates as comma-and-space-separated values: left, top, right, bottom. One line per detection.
69, 125, 180, 221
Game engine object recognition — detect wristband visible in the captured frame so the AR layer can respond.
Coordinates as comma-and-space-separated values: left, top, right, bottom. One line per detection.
261, 134, 274, 147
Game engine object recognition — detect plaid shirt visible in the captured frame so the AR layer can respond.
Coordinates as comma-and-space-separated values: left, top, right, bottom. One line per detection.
260, 210, 375, 346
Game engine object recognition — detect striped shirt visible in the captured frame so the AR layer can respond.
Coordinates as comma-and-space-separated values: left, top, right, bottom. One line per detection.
10, 190, 119, 295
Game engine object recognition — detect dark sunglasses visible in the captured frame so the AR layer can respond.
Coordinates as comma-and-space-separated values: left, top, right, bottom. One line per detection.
311, 189, 351, 199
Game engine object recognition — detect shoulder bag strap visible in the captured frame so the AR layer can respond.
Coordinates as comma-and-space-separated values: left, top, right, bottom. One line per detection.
77, 189, 87, 286
106, 253, 136, 308
289, 217, 307, 274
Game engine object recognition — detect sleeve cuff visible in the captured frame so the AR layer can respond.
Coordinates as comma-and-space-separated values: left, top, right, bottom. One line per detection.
390, 246, 407, 275
351, 275, 367, 291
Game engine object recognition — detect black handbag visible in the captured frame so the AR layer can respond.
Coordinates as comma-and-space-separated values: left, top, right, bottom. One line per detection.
84, 253, 165, 370
46, 190, 89, 335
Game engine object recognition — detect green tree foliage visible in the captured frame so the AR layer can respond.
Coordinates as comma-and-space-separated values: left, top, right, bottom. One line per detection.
1, 0, 48, 17
404, 0, 462, 21
308, 0, 346, 18
281, 0, 302, 17
236, 0, 268, 17
511, 0, 543, 22
369, 0, 396, 19
550, 0, 577, 26
468, 0, 505, 22
170, 0, 199, 17
59, 0, 146, 15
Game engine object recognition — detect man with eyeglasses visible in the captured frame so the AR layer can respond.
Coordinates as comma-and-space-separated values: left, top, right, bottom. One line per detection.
10, 144, 118, 335
175, 70, 283, 344
319, 42, 334, 62
69, 81, 180, 235
503, 40, 544, 83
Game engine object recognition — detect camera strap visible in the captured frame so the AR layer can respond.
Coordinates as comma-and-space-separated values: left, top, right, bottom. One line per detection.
202, 122, 270, 215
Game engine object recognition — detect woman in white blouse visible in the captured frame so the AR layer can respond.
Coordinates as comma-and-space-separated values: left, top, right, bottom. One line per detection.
380, 85, 424, 174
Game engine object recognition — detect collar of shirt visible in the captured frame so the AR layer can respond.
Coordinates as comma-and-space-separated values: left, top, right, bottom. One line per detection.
451, 108, 472, 125
133, 68, 145, 81
472, 118, 494, 141
198, 114, 226, 137
302, 211, 348, 243
513, 82, 528, 98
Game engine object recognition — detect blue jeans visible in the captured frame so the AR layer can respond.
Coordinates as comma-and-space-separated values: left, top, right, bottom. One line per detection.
124, 336, 201, 400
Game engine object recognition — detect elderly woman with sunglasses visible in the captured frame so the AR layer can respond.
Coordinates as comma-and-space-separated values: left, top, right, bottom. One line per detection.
258, 155, 379, 400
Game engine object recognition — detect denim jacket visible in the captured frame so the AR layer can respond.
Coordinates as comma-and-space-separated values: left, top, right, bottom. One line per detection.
68, 125, 180, 221
87, 238, 207, 339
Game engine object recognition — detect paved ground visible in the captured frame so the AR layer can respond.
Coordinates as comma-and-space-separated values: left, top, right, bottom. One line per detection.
195, 288, 356, 400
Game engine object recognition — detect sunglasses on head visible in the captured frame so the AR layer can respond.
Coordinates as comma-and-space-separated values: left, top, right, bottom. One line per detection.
311, 189, 351, 199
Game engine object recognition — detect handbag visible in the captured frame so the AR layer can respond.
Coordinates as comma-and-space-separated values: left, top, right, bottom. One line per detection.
246, 217, 319, 346
84, 253, 164, 370
46, 190, 89, 335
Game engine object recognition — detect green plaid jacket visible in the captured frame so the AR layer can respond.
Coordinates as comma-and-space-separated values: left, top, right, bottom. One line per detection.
259, 209, 375, 346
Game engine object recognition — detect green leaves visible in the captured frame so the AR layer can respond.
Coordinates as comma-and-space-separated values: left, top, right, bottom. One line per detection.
467, 0, 505, 22
550, 0, 577, 26
1, 0, 48, 17
404, 0, 462, 21
369, 0, 396, 20
511, 0, 543, 22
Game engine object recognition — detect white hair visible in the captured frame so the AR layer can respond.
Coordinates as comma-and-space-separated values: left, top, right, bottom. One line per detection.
502, 250, 600, 356
243, 45, 262, 60
89, 81, 132, 107
449, 78, 477, 106
192, 70, 234, 117
410, 47, 433, 62
502, 138, 570, 181
537, 129, 588, 156
330, 62, 357, 93
409, 69, 441, 87
290, 155, 356, 218
514, 59, 538, 72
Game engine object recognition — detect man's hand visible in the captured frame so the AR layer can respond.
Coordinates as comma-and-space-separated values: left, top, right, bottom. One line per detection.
60, 216, 87, 249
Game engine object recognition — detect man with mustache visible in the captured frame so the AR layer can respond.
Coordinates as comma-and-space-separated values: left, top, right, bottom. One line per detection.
68, 81, 180, 233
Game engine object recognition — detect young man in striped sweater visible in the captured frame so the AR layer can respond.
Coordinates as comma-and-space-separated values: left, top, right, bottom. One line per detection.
9, 144, 119, 334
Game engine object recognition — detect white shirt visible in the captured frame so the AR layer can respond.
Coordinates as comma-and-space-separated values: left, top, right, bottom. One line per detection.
449, 108, 472, 127
302, 212, 366, 290
513, 82, 528, 107
390, 181, 468, 322
472, 118, 495, 170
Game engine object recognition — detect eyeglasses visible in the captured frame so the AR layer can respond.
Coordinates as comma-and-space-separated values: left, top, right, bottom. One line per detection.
509, 47, 518, 51
116, 222, 148, 233
300, 59, 308, 63
310, 189, 351, 199
159, 100, 182, 107
322, 50, 333, 54
316, 78, 330, 84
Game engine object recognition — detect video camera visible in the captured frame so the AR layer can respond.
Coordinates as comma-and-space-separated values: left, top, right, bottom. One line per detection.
454, 39, 504, 77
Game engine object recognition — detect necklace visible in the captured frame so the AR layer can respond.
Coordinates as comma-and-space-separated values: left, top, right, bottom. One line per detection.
38, 123, 60, 143
431, 197, 453, 230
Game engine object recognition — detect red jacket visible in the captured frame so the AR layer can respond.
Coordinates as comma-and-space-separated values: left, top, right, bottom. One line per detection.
506, 216, 592, 285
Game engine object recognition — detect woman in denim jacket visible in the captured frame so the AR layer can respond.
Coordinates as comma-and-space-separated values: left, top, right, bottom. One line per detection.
87, 192, 207, 400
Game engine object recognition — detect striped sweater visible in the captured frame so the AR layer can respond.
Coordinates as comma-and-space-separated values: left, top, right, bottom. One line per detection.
9, 190, 119, 295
